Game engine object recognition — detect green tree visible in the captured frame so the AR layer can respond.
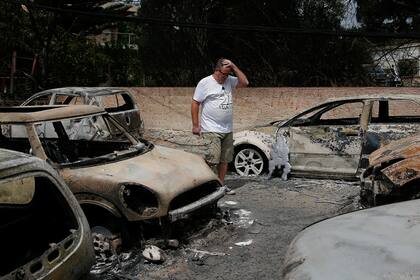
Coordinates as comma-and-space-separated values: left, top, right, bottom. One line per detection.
0, 0, 142, 99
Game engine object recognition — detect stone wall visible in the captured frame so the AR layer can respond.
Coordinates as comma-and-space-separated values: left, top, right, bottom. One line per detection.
129, 87, 420, 132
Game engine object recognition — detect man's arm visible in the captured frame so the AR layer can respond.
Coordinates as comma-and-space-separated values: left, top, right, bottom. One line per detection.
223, 59, 249, 88
232, 64, 249, 88
191, 99, 201, 135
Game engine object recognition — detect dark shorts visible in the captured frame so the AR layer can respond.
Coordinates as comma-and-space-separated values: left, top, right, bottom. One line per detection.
201, 132, 234, 164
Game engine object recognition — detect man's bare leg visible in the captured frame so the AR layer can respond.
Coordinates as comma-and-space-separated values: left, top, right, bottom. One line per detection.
218, 162, 228, 183
218, 162, 235, 194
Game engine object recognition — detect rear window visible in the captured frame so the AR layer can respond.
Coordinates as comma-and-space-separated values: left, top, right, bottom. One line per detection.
97, 93, 135, 112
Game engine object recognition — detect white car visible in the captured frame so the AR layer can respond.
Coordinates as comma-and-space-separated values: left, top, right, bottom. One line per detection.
233, 94, 420, 178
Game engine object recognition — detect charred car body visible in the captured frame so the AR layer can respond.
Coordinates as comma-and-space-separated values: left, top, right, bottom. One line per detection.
21, 87, 144, 138
0, 148, 94, 279
361, 133, 420, 206
282, 199, 420, 280
233, 94, 420, 179
0, 105, 224, 242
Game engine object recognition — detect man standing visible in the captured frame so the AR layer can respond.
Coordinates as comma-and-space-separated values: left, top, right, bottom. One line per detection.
191, 58, 249, 195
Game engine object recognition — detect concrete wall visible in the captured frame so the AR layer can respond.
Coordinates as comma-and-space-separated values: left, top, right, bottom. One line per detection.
129, 87, 420, 132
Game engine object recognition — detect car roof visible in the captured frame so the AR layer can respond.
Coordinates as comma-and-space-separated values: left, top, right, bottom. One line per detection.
0, 105, 105, 124
28, 87, 131, 98
0, 149, 46, 177
325, 94, 420, 103
0, 149, 35, 166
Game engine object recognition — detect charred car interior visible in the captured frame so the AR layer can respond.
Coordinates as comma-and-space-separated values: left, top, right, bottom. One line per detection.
1, 114, 146, 165
0, 149, 94, 279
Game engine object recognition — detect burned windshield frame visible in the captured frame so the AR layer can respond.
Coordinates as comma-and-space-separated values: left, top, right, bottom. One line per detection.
32, 114, 148, 166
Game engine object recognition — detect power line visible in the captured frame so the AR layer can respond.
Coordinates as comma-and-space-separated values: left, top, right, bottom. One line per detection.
25, 2, 420, 39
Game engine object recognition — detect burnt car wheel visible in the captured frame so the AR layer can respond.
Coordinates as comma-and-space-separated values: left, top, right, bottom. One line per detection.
82, 204, 130, 253
234, 145, 267, 176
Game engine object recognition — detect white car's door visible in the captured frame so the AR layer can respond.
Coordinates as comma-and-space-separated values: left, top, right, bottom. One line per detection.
286, 101, 367, 178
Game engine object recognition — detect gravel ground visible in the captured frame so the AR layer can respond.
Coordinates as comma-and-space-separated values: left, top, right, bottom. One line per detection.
87, 174, 361, 280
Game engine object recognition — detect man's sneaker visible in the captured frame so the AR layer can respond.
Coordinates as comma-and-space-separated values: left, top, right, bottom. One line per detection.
224, 185, 236, 195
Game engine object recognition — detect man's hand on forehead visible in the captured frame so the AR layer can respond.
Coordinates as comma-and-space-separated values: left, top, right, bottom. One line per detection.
222, 59, 233, 68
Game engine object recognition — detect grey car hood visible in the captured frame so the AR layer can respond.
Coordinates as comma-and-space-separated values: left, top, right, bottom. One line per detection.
283, 199, 420, 280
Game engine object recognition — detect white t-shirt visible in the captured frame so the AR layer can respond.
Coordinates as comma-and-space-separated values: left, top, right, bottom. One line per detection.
193, 75, 238, 133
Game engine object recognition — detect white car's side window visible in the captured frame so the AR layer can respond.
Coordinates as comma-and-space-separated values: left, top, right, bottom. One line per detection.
319, 102, 363, 123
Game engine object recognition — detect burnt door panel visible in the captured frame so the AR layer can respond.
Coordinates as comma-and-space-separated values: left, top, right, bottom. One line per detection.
288, 101, 365, 177
289, 125, 362, 176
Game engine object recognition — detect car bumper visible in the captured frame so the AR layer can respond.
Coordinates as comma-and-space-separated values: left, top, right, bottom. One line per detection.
168, 186, 226, 222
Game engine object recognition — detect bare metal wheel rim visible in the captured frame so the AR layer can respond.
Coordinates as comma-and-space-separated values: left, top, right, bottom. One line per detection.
234, 148, 264, 176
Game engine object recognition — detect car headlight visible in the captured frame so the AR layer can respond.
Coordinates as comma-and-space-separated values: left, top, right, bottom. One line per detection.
119, 184, 158, 216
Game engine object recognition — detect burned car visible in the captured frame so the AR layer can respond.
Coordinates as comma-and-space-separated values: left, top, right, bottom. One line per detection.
21, 87, 144, 138
282, 199, 420, 280
0, 105, 224, 243
233, 94, 420, 178
360, 133, 420, 206
0, 148, 94, 279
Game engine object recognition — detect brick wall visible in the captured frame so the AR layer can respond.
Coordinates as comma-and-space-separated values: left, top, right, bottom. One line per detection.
129, 87, 420, 132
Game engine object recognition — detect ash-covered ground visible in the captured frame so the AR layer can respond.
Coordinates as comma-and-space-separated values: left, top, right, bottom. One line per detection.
87, 174, 361, 280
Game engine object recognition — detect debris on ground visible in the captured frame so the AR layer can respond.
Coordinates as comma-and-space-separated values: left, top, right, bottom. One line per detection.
234, 240, 253, 247
231, 209, 254, 228
186, 248, 228, 256
142, 245, 166, 263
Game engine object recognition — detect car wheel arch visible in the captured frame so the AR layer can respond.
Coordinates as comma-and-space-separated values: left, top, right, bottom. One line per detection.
75, 193, 122, 219
233, 137, 272, 160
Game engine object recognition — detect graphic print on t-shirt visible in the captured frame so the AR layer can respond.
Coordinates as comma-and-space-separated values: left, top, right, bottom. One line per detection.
219, 87, 232, 110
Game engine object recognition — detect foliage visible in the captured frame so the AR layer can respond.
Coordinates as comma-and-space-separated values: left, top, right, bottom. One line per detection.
138, 0, 372, 86
0, 0, 142, 99
0, 0, 386, 97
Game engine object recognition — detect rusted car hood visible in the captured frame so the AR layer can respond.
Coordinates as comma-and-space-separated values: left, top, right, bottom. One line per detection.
282, 199, 420, 280
60, 145, 219, 196
368, 134, 420, 166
